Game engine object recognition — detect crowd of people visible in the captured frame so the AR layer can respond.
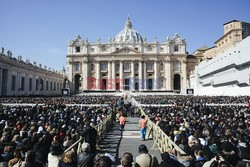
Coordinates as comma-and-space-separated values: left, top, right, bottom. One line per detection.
1, 95, 250, 167
0, 96, 120, 105
134, 95, 250, 105
0, 96, 118, 167
140, 95, 250, 167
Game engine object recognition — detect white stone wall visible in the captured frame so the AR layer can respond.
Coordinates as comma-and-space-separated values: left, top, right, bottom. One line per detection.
193, 36, 250, 96
0, 54, 65, 96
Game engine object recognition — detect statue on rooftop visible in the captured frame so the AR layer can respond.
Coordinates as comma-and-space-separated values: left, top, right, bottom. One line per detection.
1, 47, 4, 54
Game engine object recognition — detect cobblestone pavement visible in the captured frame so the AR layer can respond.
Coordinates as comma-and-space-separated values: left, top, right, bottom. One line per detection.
97, 117, 161, 166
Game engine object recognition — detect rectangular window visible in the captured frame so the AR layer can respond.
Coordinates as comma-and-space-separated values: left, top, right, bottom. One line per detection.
101, 46, 106, 52
21, 77, 25, 91
101, 63, 107, 72
29, 78, 32, 91
50, 81, 53, 91
46, 81, 49, 91
174, 46, 179, 52
40, 79, 44, 91
135, 63, 139, 72
115, 63, 120, 72
75, 46, 80, 53
124, 63, 130, 72
75, 63, 80, 72
147, 63, 153, 72
147, 46, 152, 51
36, 79, 39, 91
11, 76, 16, 91
174, 62, 180, 71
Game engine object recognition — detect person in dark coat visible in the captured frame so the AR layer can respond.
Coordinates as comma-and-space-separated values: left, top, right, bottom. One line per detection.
81, 119, 97, 154
77, 143, 95, 167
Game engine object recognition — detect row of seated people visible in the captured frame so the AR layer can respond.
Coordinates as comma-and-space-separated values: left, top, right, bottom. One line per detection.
0, 96, 120, 104
134, 95, 250, 105
0, 97, 117, 167
142, 101, 250, 166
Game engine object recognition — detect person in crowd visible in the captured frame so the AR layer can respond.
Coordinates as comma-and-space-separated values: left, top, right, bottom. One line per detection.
48, 142, 64, 167
139, 115, 147, 141
14, 150, 44, 167
119, 113, 126, 131
135, 144, 158, 167
81, 118, 98, 154
58, 150, 77, 167
157, 152, 184, 167
77, 142, 95, 167
190, 150, 206, 167
94, 155, 112, 167
118, 152, 138, 167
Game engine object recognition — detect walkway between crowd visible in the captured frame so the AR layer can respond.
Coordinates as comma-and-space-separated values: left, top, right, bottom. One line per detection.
97, 117, 161, 166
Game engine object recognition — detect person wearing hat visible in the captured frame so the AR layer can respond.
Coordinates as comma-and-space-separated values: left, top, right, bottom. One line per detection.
135, 144, 158, 167
77, 142, 95, 167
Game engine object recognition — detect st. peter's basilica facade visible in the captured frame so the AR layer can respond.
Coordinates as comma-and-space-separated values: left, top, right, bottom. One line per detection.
67, 18, 188, 93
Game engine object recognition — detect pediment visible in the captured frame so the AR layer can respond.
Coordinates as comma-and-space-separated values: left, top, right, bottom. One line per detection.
111, 46, 141, 54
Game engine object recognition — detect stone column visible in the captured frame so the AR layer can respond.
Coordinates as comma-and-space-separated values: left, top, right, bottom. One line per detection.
0, 68, 2, 96
139, 61, 143, 91
130, 61, 135, 91
165, 60, 172, 91
96, 61, 101, 90
181, 59, 187, 94
154, 60, 158, 90
111, 61, 116, 91
119, 61, 124, 91
82, 61, 88, 91
143, 61, 147, 91
107, 61, 112, 90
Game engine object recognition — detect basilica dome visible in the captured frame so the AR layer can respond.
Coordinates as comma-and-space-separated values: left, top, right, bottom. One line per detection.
115, 18, 143, 43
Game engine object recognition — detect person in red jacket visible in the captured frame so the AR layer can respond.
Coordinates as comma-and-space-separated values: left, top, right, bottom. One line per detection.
119, 113, 126, 131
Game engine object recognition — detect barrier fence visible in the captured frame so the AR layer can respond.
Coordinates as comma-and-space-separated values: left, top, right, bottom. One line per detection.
140, 108, 187, 156
64, 107, 115, 154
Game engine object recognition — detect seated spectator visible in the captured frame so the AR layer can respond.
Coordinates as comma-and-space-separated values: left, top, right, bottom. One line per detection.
157, 152, 184, 167
135, 144, 158, 167
48, 143, 64, 167
118, 152, 138, 167
58, 150, 77, 167
13, 150, 44, 167
94, 155, 112, 167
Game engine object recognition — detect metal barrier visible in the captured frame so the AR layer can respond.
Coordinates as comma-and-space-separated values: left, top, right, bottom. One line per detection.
64, 108, 115, 154
140, 108, 187, 156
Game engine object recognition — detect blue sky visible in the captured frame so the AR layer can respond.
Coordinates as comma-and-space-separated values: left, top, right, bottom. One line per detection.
0, 0, 250, 70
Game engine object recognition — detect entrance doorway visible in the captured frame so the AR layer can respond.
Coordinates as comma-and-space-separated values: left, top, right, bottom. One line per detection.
148, 79, 153, 90
101, 79, 107, 90
125, 78, 130, 90
135, 82, 139, 91
74, 74, 81, 91
1, 69, 8, 96
116, 83, 120, 91
174, 74, 181, 91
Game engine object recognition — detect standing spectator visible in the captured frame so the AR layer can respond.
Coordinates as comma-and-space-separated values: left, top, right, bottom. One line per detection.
139, 115, 147, 141
119, 114, 126, 131
135, 144, 158, 167
77, 142, 95, 167
82, 119, 98, 154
